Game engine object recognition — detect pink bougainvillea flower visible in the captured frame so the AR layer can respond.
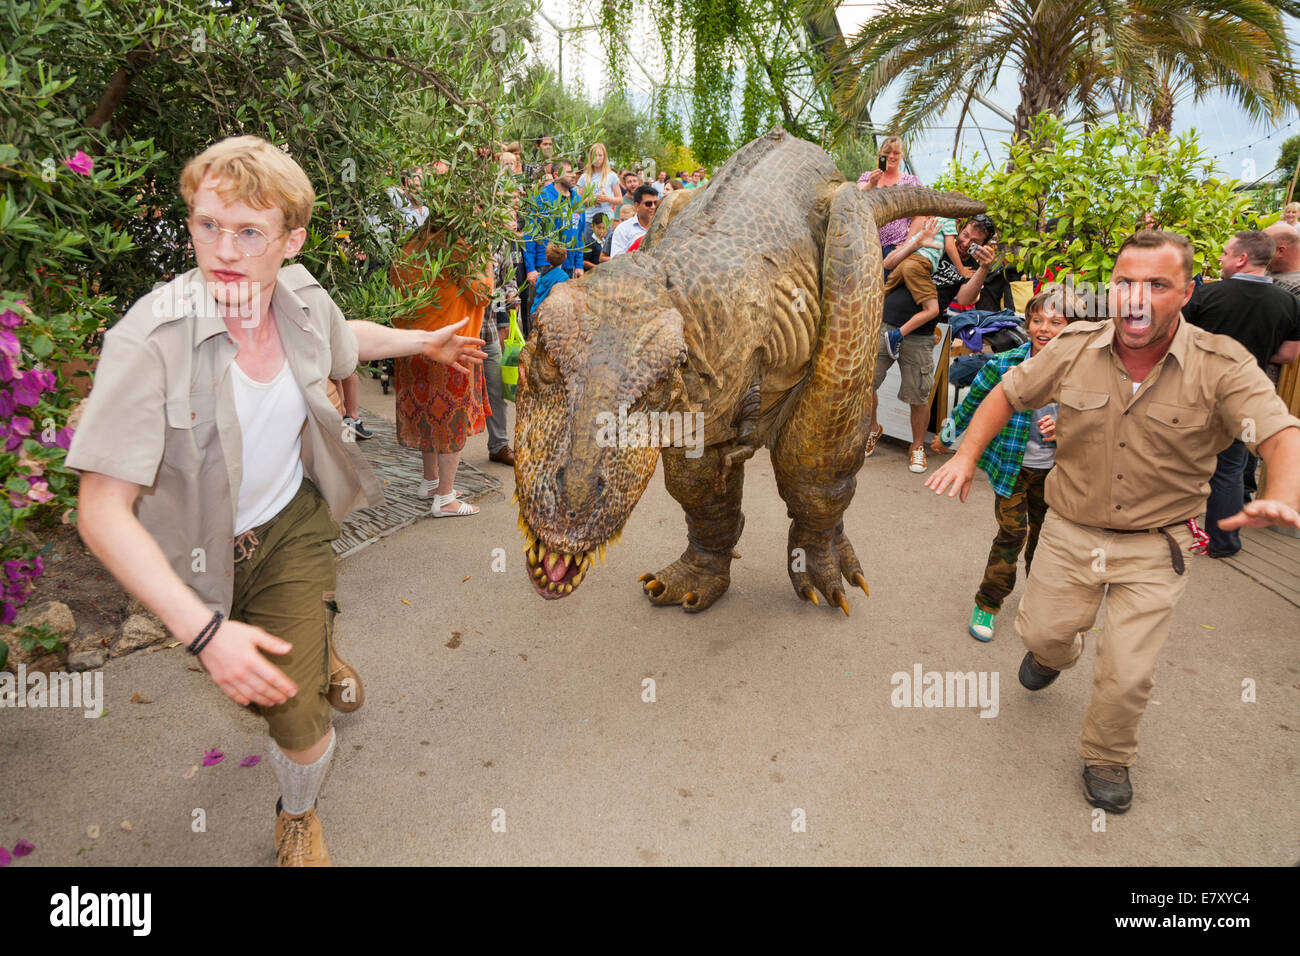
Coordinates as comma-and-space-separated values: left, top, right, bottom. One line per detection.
12, 374, 43, 407
54, 426, 74, 450
0, 329, 19, 357
0, 309, 22, 330
64, 151, 94, 175
12, 839, 33, 857
0, 389, 13, 419
0, 846, 10, 867
239, 755, 261, 767
26, 479, 54, 504
202, 748, 224, 767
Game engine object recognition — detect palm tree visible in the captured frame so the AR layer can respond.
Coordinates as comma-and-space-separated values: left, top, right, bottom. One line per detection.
817, 0, 1300, 145
1127, 1, 1300, 136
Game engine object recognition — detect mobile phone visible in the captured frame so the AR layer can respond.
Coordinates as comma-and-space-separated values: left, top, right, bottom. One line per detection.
968, 243, 984, 256
877, 155, 888, 172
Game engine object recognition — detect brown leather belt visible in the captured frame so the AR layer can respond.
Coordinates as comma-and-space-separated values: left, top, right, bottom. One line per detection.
1101, 523, 1186, 575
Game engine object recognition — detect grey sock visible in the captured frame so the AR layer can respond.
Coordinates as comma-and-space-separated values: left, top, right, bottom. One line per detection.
269, 726, 336, 816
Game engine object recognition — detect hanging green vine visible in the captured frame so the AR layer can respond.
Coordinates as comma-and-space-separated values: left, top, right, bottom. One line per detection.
599, 0, 839, 167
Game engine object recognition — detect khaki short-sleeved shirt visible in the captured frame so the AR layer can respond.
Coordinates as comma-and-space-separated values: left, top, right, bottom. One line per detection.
67, 265, 383, 614
999, 318, 1300, 530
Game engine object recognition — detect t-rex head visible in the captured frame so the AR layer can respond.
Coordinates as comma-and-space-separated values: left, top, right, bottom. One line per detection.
514, 258, 689, 599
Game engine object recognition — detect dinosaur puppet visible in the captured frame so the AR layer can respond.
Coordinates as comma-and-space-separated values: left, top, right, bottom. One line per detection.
513, 128, 984, 614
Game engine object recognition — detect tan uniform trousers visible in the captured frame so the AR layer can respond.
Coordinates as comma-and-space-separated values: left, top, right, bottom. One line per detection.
1015, 509, 1192, 767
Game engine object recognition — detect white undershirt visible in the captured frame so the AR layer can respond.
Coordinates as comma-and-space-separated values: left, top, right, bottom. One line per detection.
231, 359, 307, 535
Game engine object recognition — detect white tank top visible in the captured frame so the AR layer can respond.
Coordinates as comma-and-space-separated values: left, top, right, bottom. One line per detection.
231, 359, 307, 535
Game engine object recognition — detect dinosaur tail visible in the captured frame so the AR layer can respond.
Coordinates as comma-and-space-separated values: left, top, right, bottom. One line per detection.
859, 185, 985, 226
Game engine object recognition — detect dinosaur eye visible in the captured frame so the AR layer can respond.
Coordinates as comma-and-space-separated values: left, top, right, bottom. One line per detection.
527, 344, 561, 387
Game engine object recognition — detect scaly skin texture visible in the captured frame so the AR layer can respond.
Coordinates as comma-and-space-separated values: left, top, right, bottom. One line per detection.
514, 128, 984, 612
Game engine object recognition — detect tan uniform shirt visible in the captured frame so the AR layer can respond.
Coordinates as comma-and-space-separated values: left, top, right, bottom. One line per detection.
999, 318, 1300, 530
67, 265, 383, 614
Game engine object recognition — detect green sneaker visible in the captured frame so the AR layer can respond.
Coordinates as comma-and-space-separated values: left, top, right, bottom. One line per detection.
969, 606, 995, 642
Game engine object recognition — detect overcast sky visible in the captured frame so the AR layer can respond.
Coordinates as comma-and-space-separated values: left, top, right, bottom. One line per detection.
534, 1, 1298, 186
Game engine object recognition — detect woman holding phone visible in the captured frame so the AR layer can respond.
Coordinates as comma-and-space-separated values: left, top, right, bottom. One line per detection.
857, 135, 922, 260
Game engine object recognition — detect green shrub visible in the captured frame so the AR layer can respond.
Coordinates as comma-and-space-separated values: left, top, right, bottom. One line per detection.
935, 114, 1261, 285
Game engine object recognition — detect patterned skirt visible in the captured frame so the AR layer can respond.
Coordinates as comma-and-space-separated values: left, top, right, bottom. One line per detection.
394, 355, 488, 454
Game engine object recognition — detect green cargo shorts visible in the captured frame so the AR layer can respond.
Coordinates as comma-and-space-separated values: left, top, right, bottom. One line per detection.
230, 478, 340, 751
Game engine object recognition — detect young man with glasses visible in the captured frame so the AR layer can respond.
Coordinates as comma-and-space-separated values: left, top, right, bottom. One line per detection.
609, 185, 660, 257
67, 136, 486, 866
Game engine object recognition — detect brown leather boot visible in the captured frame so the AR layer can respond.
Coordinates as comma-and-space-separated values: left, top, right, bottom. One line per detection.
275, 800, 330, 867
326, 644, 363, 713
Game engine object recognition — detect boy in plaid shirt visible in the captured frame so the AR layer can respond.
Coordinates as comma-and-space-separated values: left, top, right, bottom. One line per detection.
945, 285, 1085, 641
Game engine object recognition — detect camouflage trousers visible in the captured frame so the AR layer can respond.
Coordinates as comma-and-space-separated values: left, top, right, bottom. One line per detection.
975, 466, 1050, 614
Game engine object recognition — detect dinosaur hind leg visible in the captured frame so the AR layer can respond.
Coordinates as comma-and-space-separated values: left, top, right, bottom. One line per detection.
770, 181, 880, 615
639, 446, 744, 613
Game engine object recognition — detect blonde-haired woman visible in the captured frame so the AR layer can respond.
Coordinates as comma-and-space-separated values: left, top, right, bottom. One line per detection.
576, 142, 622, 237
857, 135, 922, 259
1283, 201, 1300, 228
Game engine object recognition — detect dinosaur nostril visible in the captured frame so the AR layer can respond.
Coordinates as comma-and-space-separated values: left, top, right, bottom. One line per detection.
567, 510, 576, 520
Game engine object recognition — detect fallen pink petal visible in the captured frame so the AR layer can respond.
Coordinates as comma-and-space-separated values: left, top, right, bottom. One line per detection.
239, 755, 261, 767
0, 847, 10, 867
64, 150, 94, 175
12, 839, 33, 857
202, 748, 224, 766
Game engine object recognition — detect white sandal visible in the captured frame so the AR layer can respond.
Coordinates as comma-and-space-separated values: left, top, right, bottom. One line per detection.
430, 492, 477, 517
417, 478, 461, 499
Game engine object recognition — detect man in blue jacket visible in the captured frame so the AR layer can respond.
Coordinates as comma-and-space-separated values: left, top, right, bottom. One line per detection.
524, 160, 585, 289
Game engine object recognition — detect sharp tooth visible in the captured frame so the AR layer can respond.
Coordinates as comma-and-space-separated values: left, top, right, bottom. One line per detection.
572, 571, 584, 587
541, 546, 551, 565
533, 566, 544, 579
563, 583, 572, 593
598, 543, 606, 565
561, 553, 571, 571
547, 580, 556, 592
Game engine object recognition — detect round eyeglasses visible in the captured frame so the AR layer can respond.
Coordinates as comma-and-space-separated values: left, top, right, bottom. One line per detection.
189, 216, 284, 257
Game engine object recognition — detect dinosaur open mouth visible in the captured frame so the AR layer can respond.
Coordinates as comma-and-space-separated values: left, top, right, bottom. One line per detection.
519, 518, 606, 600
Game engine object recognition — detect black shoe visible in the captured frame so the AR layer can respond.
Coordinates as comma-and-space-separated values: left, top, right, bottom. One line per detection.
1018, 651, 1060, 690
1083, 764, 1132, 813
343, 416, 373, 441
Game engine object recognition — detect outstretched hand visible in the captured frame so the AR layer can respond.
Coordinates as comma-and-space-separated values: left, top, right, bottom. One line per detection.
420, 317, 487, 374
925, 454, 977, 502
1218, 498, 1300, 532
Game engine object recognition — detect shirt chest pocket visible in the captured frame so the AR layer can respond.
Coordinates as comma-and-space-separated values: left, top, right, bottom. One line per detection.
163, 391, 218, 468
1057, 386, 1108, 445
1144, 401, 1210, 457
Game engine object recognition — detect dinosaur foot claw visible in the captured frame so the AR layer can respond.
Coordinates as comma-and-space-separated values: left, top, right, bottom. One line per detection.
639, 552, 731, 612
788, 525, 868, 618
